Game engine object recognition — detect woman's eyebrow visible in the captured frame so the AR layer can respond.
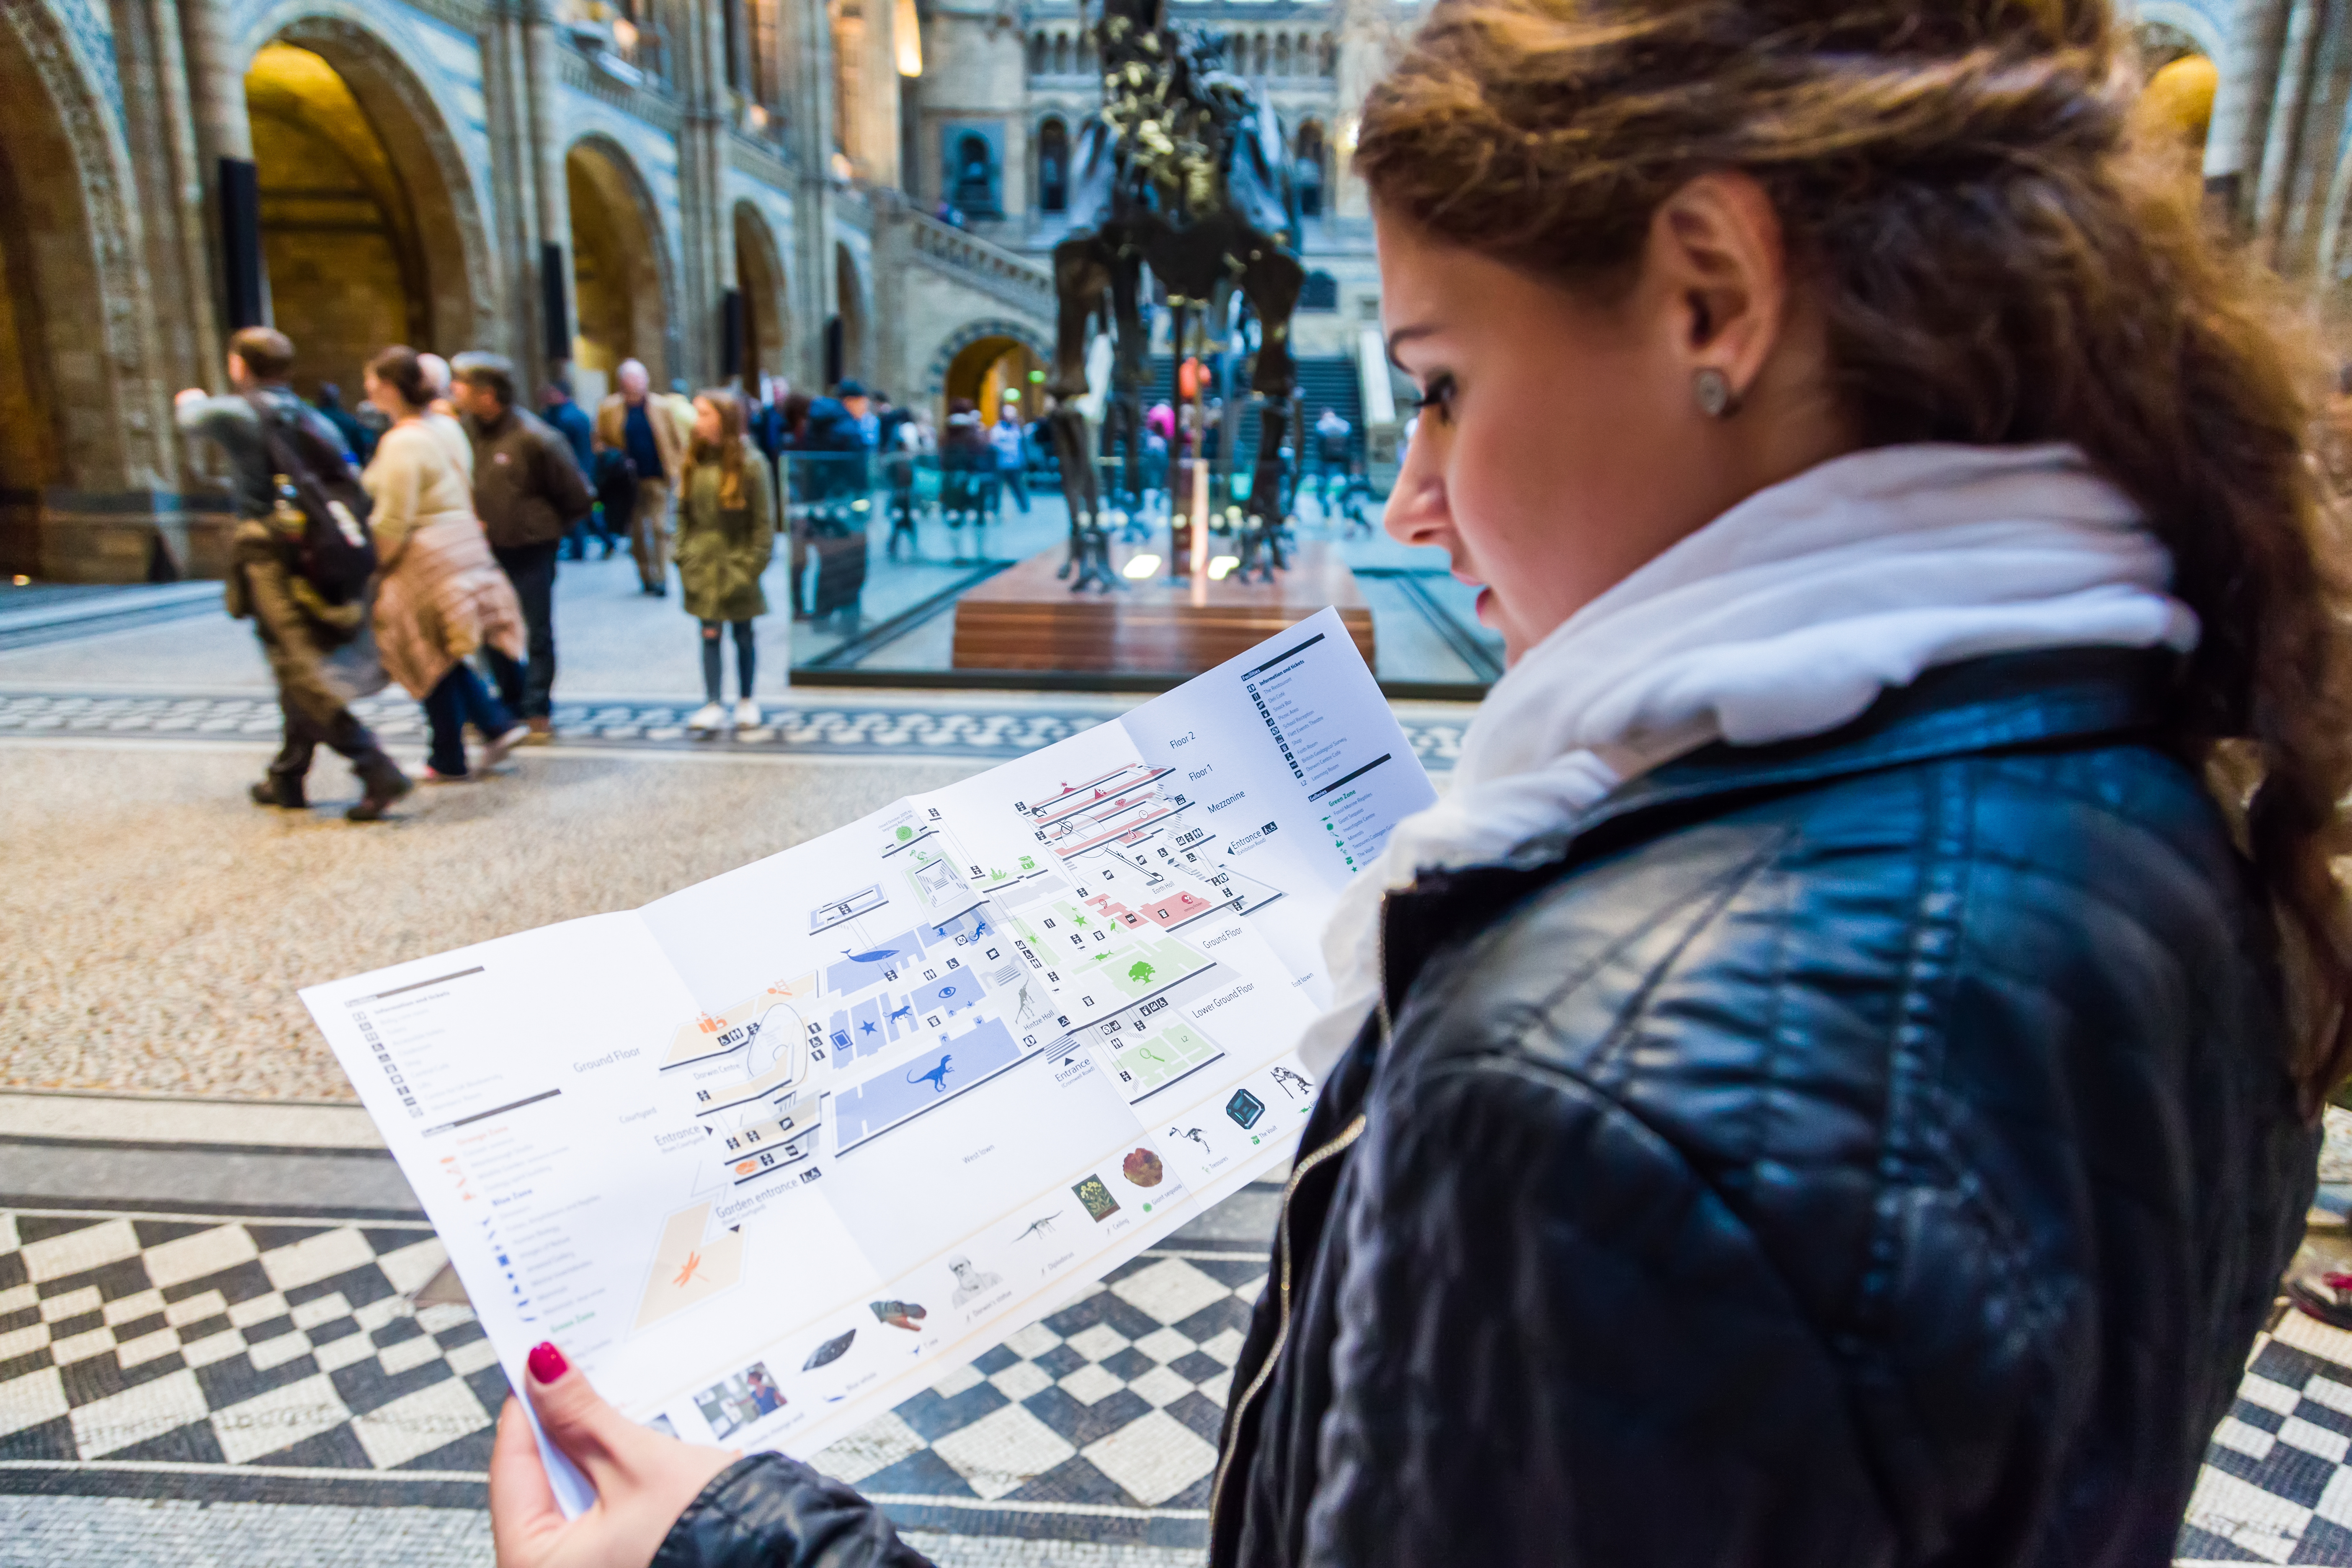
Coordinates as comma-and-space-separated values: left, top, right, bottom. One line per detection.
1385, 324, 1439, 369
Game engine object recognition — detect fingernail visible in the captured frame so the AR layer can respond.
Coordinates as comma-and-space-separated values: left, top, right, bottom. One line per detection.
527, 1342, 567, 1384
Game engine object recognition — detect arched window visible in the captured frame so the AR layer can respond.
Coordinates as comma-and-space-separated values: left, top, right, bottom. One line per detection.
1029, 33, 1046, 74
954, 132, 996, 213
1274, 33, 1292, 76
1320, 34, 1336, 76
1253, 32, 1270, 76
1038, 118, 1070, 213
1054, 32, 1071, 75
1295, 121, 1326, 219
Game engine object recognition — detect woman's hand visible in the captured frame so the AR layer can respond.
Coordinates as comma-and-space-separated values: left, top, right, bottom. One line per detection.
489, 1341, 740, 1568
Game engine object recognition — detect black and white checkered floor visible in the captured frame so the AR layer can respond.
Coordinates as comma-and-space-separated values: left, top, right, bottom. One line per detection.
0, 1203, 1261, 1554
2179, 1308, 2352, 1563
3, 1199, 2346, 1564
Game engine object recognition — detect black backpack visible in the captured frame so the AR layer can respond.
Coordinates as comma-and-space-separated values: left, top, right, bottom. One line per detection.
247, 393, 378, 604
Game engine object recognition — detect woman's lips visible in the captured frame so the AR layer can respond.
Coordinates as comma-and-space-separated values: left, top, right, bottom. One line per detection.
1449, 565, 1494, 627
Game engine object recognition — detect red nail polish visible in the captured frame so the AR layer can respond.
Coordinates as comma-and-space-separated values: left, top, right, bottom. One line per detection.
527, 1341, 567, 1384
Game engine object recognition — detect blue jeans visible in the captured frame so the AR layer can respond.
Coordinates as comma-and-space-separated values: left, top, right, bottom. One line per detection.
421, 663, 515, 777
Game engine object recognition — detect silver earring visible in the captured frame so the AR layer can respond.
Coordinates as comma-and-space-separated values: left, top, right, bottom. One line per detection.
1694, 368, 1737, 420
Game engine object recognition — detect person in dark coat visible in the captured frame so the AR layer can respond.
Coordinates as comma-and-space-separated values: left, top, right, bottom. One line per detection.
484, 5, 2346, 1564
797, 393, 869, 507
540, 379, 603, 560
937, 396, 993, 554
314, 383, 376, 467
451, 353, 593, 740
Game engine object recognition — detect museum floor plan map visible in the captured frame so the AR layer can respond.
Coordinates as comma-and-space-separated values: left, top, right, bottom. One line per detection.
304, 609, 1435, 1513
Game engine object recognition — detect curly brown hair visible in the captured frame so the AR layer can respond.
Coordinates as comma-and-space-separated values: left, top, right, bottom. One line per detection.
1357, 0, 2352, 1112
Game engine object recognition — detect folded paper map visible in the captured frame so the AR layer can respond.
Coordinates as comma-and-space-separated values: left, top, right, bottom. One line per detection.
301, 607, 1436, 1513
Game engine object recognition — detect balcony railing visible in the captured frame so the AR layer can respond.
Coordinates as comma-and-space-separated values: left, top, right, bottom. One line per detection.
899, 205, 1055, 311
560, 5, 674, 93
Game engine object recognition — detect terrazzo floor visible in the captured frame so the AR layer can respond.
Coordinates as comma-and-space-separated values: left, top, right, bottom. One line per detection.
0, 745, 976, 1100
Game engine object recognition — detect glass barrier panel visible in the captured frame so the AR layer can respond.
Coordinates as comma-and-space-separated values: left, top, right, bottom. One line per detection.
744, 446, 1496, 692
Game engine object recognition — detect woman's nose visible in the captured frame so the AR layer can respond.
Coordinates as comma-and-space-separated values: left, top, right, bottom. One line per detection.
1383, 427, 1447, 545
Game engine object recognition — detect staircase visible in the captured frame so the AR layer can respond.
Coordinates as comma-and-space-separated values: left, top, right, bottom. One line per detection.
890, 202, 1055, 317
1135, 353, 1363, 471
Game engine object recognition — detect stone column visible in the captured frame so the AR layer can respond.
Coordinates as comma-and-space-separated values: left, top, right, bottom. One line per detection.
177, 0, 253, 351
145, 0, 224, 396
872, 192, 910, 399
860, 0, 903, 188
1330, 0, 1392, 222
2252, 0, 2328, 256
2206, 0, 2295, 229
674, 0, 735, 387
786, 0, 840, 390
525, 0, 574, 384
483, 2, 542, 374
2275, 6, 2352, 278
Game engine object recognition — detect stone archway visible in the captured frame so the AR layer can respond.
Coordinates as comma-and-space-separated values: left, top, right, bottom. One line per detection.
248, 13, 496, 384
568, 137, 678, 390
925, 317, 1053, 423
0, 0, 173, 578
733, 203, 790, 395
943, 335, 1042, 423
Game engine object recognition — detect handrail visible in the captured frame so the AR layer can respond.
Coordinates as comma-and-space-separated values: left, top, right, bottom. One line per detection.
896, 204, 1055, 307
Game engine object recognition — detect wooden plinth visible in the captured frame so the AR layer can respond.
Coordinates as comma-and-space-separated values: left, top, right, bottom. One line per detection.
952, 539, 1375, 676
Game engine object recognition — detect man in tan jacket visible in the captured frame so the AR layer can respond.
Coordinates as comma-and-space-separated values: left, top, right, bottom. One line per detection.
594, 359, 696, 595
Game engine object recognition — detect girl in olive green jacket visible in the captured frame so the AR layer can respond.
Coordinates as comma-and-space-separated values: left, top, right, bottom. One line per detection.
678, 389, 777, 732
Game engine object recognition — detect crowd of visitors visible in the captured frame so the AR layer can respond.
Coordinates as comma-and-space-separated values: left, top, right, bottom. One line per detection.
175, 321, 1010, 812
173, 317, 1563, 824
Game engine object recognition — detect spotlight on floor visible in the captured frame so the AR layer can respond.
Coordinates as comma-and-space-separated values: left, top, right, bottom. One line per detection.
1208, 556, 1239, 581
1122, 554, 1162, 578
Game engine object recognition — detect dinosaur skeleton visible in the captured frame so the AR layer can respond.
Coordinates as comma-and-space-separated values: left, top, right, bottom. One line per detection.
1044, 0, 1305, 590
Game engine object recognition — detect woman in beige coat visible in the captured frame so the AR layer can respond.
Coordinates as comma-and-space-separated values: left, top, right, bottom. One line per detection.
362, 346, 528, 781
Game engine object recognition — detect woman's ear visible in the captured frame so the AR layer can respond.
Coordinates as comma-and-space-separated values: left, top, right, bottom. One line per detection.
1648, 173, 1789, 409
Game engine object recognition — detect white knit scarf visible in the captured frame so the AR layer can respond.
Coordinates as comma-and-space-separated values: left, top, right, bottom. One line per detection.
1295, 442, 2202, 1073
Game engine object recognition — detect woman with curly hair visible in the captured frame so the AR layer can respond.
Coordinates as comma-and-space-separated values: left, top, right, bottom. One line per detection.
487, 3, 2344, 1563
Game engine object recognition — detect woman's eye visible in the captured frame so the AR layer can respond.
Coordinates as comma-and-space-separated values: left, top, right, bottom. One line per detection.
1420, 376, 1457, 422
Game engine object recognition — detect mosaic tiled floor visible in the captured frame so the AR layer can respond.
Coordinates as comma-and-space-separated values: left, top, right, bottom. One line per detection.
0, 693, 1467, 773
5, 1199, 2335, 1562
2179, 1308, 2352, 1563
0, 1205, 1260, 1550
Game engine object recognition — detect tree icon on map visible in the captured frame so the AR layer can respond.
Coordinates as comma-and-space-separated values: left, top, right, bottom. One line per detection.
1129, 961, 1155, 984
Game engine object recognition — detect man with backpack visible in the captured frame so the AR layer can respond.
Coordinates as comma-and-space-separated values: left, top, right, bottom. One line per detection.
175, 327, 412, 821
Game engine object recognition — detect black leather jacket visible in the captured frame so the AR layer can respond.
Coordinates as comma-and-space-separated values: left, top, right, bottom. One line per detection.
655, 649, 2315, 1568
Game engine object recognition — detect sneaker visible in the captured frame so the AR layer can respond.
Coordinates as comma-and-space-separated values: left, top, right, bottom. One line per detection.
523, 717, 554, 745
2290, 1269, 2352, 1331
734, 699, 762, 730
479, 724, 531, 769
421, 765, 470, 784
688, 701, 728, 733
